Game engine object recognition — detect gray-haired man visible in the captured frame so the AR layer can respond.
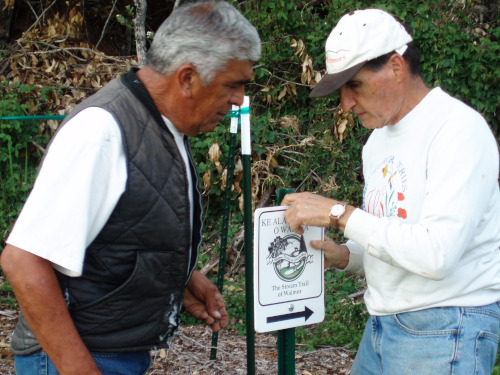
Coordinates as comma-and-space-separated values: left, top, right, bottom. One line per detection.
1, 2, 261, 374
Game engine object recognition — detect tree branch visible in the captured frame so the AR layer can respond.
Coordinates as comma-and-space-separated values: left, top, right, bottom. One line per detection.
96, 0, 118, 50
20, 0, 57, 39
133, 0, 147, 67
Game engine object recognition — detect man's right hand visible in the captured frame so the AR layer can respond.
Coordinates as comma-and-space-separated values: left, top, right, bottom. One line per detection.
309, 236, 350, 269
183, 270, 229, 332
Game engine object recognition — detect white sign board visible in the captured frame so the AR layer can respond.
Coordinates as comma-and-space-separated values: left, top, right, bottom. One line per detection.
253, 206, 325, 333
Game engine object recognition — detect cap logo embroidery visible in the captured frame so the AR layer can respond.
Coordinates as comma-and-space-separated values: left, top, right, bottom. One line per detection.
326, 55, 347, 64
326, 49, 348, 64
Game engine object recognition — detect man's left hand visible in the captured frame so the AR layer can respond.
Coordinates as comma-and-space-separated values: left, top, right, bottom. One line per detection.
282, 192, 354, 233
183, 270, 229, 332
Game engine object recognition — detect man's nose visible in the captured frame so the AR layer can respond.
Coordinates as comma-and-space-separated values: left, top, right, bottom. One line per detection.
229, 85, 245, 106
339, 87, 356, 112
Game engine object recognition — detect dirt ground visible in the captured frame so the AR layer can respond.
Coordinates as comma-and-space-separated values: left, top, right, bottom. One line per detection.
0, 305, 354, 374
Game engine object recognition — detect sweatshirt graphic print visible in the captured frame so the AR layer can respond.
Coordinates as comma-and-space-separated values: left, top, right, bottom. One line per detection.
363, 155, 408, 220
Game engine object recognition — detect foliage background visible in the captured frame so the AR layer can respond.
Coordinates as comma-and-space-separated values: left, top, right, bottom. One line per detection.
1, 0, 499, 367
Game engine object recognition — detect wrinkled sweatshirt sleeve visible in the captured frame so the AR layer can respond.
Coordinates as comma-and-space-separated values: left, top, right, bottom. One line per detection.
344, 239, 365, 276
344, 115, 499, 281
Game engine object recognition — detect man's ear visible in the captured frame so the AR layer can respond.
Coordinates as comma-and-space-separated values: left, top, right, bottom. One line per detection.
389, 54, 405, 82
177, 64, 199, 98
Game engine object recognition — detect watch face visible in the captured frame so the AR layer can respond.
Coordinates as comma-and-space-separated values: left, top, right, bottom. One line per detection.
331, 205, 344, 216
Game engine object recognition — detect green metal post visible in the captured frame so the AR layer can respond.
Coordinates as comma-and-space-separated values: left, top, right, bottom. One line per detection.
240, 97, 255, 375
277, 329, 295, 375
276, 188, 296, 375
210, 109, 239, 360
243, 152, 255, 375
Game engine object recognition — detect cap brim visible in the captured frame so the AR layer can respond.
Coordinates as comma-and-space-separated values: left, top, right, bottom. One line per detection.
309, 62, 365, 98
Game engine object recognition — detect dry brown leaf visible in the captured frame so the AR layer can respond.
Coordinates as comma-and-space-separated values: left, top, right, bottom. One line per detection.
31, 54, 39, 67
46, 120, 59, 132
296, 39, 305, 57
202, 170, 211, 194
45, 59, 57, 73
337, 118, 348, 135
270, 157, 279, 168
301, 71, 307, 85
90, 79, 101, 88
233, 180, 242, 194
278, 86, 287, 100
238, 195, 244, 213
234, 158, 243, 174
220, 168, 228, 191
314, 71, 322, 83
48, 25, 57, 38
208, 143, 221, 165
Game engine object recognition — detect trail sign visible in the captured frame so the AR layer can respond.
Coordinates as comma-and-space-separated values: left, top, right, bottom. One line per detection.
253, 206, 325, 333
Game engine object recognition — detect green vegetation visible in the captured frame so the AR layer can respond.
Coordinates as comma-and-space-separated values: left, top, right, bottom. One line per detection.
1, 0, 499, 369
0, 277, 17, 309
0, 82, 56, 242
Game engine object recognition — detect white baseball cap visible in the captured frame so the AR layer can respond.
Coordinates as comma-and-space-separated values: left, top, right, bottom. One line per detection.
310, 9, 412, 98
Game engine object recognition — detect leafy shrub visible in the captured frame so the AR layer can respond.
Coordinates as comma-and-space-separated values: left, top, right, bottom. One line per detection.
0, 82, 55, 245
0, 278, 17, 309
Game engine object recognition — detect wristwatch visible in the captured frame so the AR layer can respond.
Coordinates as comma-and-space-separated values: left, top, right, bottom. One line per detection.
329, 202, 347, 220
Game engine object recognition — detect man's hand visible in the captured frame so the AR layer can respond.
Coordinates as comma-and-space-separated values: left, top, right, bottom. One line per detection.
282, 192, 335, 234
183, 270, 229, 332
310, 236, 350, 269
282, 192, 355, 233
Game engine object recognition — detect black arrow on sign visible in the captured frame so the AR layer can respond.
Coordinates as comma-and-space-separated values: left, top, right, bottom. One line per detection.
267, 306, 313, 324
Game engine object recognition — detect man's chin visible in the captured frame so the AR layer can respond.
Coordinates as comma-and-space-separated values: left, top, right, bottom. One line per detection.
199, 122, 219, 134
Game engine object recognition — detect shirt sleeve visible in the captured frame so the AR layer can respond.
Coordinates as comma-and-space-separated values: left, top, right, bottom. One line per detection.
343, 237, 365, 276
344, 113, 499, 280
7, 107, 127, 277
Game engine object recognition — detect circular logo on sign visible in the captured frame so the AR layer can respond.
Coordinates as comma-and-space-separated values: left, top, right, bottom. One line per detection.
267, 234, 311, 282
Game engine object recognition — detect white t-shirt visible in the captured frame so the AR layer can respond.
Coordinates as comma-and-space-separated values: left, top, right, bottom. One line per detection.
7, 107, 193, 277
344, 88, 500, 315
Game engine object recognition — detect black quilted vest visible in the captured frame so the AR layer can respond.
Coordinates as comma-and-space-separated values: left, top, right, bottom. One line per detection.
11, 68, 202, 354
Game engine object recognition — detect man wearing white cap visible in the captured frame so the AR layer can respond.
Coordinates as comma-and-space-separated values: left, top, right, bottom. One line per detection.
282, 9, 500, 375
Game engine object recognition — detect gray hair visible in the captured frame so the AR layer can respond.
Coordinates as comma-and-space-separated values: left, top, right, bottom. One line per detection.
146, 1, 261, 84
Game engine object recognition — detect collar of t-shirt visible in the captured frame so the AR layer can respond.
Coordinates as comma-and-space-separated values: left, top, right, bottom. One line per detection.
161, 115, 194, 231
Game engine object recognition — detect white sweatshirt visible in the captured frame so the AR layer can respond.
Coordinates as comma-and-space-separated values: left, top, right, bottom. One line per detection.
344, 87, 500, 316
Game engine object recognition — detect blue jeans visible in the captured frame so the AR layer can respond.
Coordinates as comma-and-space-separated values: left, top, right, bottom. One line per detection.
351, 302, 500, 375
15, 350, 151, 375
